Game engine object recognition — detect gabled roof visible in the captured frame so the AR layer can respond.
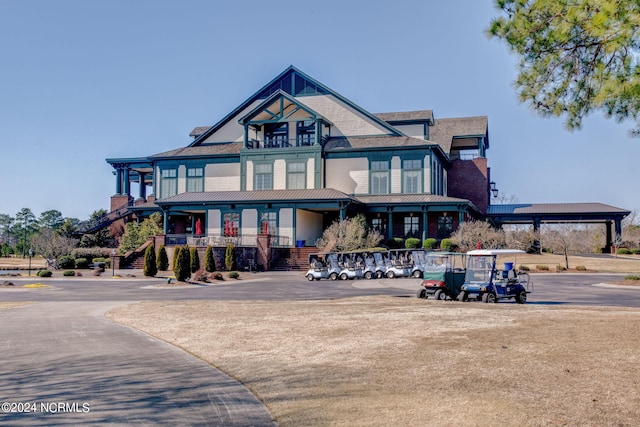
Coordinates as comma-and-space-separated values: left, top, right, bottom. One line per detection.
488, 203, 629, 216
429, 116, 488, 154
189, 66, 403, 146
375, 110, 434, 124
238, 89, 331, 125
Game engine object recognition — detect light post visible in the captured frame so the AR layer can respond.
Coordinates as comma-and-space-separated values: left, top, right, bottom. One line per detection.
28, 248, 33, 276
111, 249, 117, 277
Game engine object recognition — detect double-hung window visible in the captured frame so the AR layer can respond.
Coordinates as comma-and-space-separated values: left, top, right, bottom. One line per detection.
404, 215, 419, 238
287, 161, 306, 189
370, 161, 390, 195
254, 163, 273, 191
296, 120, 315, 146
186, 167, 204, 192
160, 169, 177, 199
402, 159, 422, 193
264, 122, 288, 148
260, 211, 277, 235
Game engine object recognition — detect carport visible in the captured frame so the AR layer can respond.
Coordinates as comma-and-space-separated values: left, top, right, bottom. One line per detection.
486, 203, 630, 252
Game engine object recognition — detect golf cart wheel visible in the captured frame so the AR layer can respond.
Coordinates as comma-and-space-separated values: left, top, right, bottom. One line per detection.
339, 272, 348, 280
412, 270, 422, 278
482, 292, 497, 303
458, 291, 468, 302
329, 272, 338, 281
515, 290, 527, 304
417, 288, 427, 299
386, 271, 395, 279
434, 289, 446, 301
306, 274, 314, 282
364, 271, 373, 280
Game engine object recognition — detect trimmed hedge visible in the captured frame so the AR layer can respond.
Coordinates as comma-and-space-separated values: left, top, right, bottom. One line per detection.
63, 270, 76, 276
405, 238, 421, 249
37, 269, 52, 277
423, 238, 437, 249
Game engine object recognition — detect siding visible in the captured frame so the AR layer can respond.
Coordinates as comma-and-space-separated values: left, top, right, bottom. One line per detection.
325, 157, 369, 194
296, 209, 323, 244
279, 208, 294, 242
274, 159, 286, 190
202, 100, 262, 143
306, 158, 315, 189
246, 161, 254, 191
207, 210, 221, 236
424, 154, 431, 194
205, 163, 240, 191
391, 156, 401, 194
393, 123, 425, 139
177, 165, 186, 194
242, 209, 258, 236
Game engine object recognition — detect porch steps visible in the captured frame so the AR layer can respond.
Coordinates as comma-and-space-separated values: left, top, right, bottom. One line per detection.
273, 247, 316, 271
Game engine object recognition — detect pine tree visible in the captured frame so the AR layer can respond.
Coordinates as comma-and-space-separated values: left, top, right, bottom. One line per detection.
143, 244, 157, 277
205, 245, 216, 272
225, 243, 236, 271
157, 245, 169, 271
190, 247, 200, 273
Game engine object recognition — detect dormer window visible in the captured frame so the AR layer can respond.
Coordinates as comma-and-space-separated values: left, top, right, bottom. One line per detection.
264, 122, 289, 148
296, 120, 315, 146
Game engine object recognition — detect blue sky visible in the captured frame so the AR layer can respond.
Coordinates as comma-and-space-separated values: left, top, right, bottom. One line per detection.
1, 0, 638, 221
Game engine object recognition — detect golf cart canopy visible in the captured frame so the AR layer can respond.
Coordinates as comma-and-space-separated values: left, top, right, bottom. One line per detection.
466, 249, 525, 256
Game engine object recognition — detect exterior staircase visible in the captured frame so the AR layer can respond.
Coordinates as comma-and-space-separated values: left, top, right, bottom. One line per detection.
273, 247, 316, 271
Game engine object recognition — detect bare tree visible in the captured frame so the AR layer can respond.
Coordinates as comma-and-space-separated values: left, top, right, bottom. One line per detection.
450, 221, 506, 252
30, 228, 78, 269
542, 224, 593, 269
316, 215, 383, 252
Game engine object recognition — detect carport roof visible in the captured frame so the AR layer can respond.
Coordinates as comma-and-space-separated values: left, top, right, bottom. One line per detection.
487, 203, 630, 223
156, 188, 359, 205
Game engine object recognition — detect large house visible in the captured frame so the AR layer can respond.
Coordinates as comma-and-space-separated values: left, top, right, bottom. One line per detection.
104, 66, 629, 261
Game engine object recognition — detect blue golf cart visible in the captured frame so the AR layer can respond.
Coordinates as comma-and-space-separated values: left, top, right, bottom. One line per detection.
458, 249, 532, 304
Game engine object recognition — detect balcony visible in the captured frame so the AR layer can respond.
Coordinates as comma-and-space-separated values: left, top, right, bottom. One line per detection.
246, 137, 316, 149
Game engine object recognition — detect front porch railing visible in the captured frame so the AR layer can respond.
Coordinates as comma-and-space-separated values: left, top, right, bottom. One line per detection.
184, 234, 291, 248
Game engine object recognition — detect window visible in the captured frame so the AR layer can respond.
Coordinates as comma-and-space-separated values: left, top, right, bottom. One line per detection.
437, 216, 453, 239
264, 122, 288, 147
370, 161, 389, 195
404, 215, 419, 238
160, 169, 177, 199
402, 159, 422, 193
260, 211, 277, 235
296, 120, 315, 146
372, 217, 386, 235
254, 163, 273, 190
186, 167, 204, 192
224, 212, 240, 237
287, 161, 306, 189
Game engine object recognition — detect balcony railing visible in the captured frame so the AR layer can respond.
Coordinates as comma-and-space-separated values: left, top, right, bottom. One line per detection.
246, 138, 316, 149
185, 234, 291, 248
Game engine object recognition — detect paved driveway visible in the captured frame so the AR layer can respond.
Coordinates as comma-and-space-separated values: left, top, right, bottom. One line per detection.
0, 300, 275, 426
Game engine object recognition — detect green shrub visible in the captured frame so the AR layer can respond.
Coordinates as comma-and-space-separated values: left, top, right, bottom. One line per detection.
173, 246, 191, 282
37, 269, 52, 277
143, 244, 157, 277
205, 245, 216, 272
536, 265, 549, 271
58, 255, 75, 269
624, 275, 640, 281
576, 265, 587, 271
228, 271, 239, 279
422, 238, 437, 250
225, 244, 236, 271
157, 245, 169, 271
557, 265, 567, 271
75, 258, 89, 269
405, 238, 420, 249
632, 249, 640, 255
62, 270, 76, 276
519, 265, 530, 271
440, 238, 454, 251
618, 248, 632, 255
190, 247, 200, 273
92, 257, 110, 268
